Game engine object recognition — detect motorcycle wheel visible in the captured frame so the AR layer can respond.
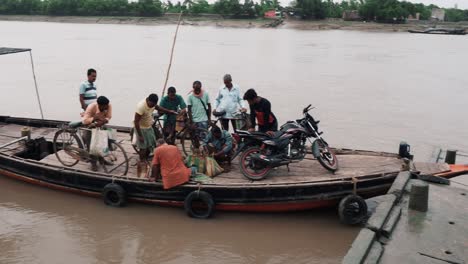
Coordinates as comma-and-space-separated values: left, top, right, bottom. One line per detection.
316, 140, 339, 172
239, 147, 271, 181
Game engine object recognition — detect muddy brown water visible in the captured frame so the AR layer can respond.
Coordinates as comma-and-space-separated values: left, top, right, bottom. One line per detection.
1, 21, 468, 263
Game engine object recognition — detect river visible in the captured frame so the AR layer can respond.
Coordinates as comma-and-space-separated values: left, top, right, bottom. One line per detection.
1, 21, 467, 263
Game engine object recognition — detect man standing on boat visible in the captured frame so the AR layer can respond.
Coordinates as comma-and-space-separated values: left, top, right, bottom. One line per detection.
79, 68, 98, 112
188, 81, 211, 141
159, 86, 187, 144
214, 74, 247, 131
243, 89, 278, 136
151, 138, 191, 188
134, 94, 177, 177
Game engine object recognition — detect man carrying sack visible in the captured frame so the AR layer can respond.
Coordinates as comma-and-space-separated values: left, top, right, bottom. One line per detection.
201, 126, 233, 173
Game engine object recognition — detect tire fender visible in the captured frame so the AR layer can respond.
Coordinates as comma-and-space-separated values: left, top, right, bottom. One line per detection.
184, 190, 215, 219
338, 194, 368, 225
102, 183, 127, 207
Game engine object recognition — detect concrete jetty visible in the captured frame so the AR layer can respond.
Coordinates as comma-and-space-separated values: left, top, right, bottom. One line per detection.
343, 172, 468, 264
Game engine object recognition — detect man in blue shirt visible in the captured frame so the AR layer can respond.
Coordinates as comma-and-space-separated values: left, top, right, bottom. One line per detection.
202, 126, 234, 171
79, 68, 98, 111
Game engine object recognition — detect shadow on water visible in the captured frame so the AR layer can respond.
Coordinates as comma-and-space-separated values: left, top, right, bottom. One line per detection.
0, 176, 359, 264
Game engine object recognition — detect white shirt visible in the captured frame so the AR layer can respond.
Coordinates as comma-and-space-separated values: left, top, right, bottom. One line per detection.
214, 84, 246, 119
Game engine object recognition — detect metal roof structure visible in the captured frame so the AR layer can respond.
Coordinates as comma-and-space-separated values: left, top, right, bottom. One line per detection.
0, 47, 44, 119
0, 47, 31, 56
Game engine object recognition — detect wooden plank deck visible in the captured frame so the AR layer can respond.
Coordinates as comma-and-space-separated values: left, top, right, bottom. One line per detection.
0, 122, 448, 186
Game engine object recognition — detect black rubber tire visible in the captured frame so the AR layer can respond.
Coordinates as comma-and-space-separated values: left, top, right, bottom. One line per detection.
53, 129, 84, 167
338, 194, 368, 225
102, 183, 127, 207
316, 141, 339, 172
184, 190, 215, 219
239, 146, 271, 181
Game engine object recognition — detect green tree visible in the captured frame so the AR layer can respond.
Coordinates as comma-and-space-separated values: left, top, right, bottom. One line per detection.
213, 0, 242, 17
295, 0, 326, 19
136, 0, 163, 16
241, 0, 256, 18
445, 8, 465, 22
359, 0, 408, 22
189, 0, 213, 14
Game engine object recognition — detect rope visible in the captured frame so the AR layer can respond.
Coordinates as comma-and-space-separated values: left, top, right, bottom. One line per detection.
161, 11, 184, 97
351, 177, 358, 195
197, 183, 202, 197
29, 51, 45, 120
450, 179, 468, 188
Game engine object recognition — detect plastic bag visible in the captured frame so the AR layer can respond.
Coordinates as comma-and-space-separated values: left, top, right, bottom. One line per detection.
107, 128, 116, 141
106, 128, 117, 151
90, 129, 109, 157
205, 156, 224, 177
185, 153, 206, 173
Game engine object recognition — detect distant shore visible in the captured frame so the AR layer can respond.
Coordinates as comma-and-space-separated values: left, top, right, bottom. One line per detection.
1, 14, 468, 32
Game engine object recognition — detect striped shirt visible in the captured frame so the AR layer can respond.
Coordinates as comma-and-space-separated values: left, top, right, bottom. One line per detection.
79, 81, 97, 107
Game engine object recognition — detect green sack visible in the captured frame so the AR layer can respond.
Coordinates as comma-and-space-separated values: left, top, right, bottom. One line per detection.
205, 156, 224, 177
185, 154, 206, 173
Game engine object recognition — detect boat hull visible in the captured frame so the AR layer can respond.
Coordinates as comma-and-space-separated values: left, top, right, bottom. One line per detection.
0, 153, 395, 212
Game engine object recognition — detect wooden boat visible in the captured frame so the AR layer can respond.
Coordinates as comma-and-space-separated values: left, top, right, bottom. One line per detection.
0, 47, 461, 217
408, 28, 467, 35
0, 116, 457, 215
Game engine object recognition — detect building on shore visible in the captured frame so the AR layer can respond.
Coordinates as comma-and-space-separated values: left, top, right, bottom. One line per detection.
407, 13, 420, 21
264, 9, 282, 19
342, 10, 361, 21
431, 8, 445, 21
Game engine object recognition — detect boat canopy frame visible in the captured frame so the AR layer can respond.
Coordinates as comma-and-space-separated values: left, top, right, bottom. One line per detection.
0, 47, 32, 56
0, 47, 44, 119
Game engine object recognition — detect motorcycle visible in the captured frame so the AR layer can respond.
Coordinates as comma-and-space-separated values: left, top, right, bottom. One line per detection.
239, 104, 338, 180
231, 130, 272, 160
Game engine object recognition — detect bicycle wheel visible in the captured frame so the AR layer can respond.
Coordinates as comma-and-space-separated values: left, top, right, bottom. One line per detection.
181, 128, 208, 156
101, 140, 129, 176
53, 129, 85, 167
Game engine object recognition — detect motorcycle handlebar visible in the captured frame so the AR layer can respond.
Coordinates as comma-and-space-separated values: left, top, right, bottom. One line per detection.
303, 104, 313, 113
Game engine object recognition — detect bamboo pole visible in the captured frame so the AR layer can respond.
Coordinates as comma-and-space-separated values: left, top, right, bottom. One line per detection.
161, 11, 184, 97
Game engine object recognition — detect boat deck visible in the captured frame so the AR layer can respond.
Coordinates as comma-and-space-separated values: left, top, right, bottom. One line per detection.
0, 121, 450, 186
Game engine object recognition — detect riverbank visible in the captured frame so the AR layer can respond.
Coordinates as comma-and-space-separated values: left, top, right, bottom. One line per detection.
2, 14, 468, 32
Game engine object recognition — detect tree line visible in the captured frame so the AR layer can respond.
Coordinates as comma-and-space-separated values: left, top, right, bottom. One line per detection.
1, 0, 467, 22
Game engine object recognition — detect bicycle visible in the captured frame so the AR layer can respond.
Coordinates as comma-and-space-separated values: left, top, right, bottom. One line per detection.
181, 111, 251, 158
53, 123, 129, 176
130, 112, 209, 156
130, 111, 250, 157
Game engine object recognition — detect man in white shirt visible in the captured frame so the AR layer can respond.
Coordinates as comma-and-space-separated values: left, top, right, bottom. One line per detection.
213, 74, 247, 131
